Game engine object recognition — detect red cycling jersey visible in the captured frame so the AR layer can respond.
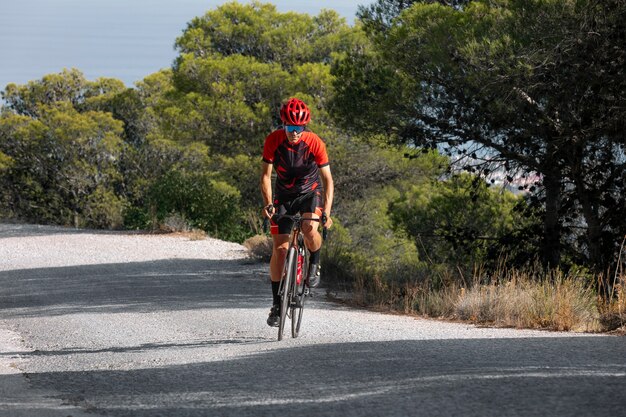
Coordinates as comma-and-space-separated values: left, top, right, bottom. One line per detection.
262, 129, 329, 198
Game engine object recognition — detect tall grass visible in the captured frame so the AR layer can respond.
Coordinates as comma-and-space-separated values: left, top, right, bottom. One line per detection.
412, 244, 625, 332
361, 266, 603, 332
447, 272, 599, 331
598, 236, 626, 332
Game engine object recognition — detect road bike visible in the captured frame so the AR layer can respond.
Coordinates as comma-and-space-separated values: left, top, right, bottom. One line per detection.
266, 213, 327, 341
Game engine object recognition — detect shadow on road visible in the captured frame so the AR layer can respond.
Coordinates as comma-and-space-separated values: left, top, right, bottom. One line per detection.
0, 337, 272, 358
0, 259, 269, 317
5, 337, 625, 417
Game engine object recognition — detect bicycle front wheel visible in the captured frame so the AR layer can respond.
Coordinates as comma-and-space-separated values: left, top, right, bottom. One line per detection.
291, 247, 308, 338
278, 246, 296, 341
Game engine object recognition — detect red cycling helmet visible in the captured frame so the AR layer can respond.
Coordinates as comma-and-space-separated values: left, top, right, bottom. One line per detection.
280, 97, 311, 126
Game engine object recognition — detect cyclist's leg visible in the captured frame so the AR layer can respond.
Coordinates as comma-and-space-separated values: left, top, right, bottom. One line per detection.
269, 198, 296, 281
267, 197, 296, 326
301, 213, 322, 252
299, 190, 324, 252
267, 233, 289, 327
270, 233, 290, 282
302, 214, 322, 287
299, 191, 324, 287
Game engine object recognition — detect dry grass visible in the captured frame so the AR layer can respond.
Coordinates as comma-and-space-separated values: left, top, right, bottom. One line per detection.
598, 272, 626, 331
187, 229, 207, 241
243, 234, 273, 261
452, 274, 600, 331
598, 237, 626, 332
354, 267, 603, 332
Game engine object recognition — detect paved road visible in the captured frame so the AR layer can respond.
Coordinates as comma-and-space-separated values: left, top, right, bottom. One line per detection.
1, 225, 625, 417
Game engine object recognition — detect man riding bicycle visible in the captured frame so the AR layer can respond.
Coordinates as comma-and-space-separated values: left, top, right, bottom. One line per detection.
260, 97, 334, 327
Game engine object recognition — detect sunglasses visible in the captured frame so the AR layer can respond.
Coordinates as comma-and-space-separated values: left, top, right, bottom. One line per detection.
284, 125, 305, 134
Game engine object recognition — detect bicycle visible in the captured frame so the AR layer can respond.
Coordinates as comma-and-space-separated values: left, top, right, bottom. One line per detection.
265, 212, 327, 341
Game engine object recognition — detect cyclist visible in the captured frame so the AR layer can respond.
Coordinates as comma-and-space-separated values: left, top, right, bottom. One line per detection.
260, 97, 334, 327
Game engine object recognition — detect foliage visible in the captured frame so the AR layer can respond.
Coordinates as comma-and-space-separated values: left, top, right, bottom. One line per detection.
147, 169, 245, 241
2, 68, 126, 118
323, 143, 440, 292
209, 153, 261, 218
167, 53, 288, 153
357, 0, 472, 36
0, 150, 13, 171
0, 3, 362, 239
324, 137, 531, 299
0, 100, 125, 227
160, 2, 362, 159
331, 0, 626, 275
389, 172, 529, 274
175, 1, 357, 69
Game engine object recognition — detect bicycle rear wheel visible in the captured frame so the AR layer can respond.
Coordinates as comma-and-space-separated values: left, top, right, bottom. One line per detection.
291, 245, 308, 338
278, 246, 296, 341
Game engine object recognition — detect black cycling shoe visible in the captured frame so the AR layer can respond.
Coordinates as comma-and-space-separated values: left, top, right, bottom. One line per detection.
266, 304, 280, 327
307, 263, 321, 288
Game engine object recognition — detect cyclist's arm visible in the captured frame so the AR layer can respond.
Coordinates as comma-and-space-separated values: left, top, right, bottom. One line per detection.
319, 165, 334, 229
260, 161, 274, 217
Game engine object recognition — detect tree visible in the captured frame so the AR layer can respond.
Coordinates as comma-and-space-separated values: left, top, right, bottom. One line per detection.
166, 53, 290, 153
331, 0, 626, 273
0, 102, 125, 227
175, 1, 357, 69
163, 1, 362, 158
2, 68, 126, 119
390, 172, 529, 273
357, 0, 471, 36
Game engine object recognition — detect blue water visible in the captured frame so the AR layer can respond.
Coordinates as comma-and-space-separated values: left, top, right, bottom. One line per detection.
0, 0, 365, 90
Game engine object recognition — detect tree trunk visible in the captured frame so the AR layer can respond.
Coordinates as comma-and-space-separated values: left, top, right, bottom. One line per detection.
541, 170, 561, 269
575, 177, 608, 297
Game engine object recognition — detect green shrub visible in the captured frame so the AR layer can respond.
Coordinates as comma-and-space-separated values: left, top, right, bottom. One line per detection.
147, 169, 246, 241
123, 205, 153, 230
83, 187, 125, 229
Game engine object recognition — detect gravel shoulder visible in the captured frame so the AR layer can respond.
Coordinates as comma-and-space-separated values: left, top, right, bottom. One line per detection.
1, 223, 624, 417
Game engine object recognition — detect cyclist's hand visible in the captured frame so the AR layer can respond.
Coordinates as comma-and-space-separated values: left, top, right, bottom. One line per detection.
263, 204, 275, 219
322, 213, 333, 230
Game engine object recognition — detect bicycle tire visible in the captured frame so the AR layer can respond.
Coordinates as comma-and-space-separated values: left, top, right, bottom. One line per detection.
278, 246, 296, 341
291, 245, 308, 338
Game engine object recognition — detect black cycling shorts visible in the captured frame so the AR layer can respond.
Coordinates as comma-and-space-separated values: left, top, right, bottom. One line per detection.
271, 191, 323, 235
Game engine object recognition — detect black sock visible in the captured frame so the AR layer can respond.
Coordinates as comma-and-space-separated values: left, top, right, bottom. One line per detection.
309, 249, 320, 265
271, 281, 281, 306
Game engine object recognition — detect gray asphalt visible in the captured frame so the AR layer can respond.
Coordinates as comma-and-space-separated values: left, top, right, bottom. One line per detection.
1, 225, 625, 417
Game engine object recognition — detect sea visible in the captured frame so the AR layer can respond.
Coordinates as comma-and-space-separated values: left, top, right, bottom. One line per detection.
0, 0, 365, 91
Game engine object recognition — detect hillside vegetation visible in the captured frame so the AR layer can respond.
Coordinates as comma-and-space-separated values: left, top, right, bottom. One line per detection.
1, 0, 624, 331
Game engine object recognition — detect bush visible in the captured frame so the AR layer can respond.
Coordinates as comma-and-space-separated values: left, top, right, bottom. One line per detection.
146, 169, 247, 241
83, 188, 125, 229
123, 205, 153, 230
243, 234, 273, 261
